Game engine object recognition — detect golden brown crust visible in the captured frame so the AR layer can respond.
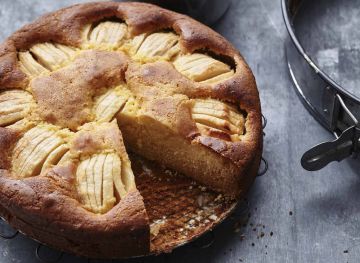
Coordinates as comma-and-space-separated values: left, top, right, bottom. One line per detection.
0, 1, 261, 168
125, 58, 262, 168
0, 128, 19, 169
31, 50, 128, 130
0, 169, 149, 258
0, 1, 262, 259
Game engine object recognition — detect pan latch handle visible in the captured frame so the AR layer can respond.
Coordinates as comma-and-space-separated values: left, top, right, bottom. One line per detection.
301, 94, 360, 171
301, 126, 360, 171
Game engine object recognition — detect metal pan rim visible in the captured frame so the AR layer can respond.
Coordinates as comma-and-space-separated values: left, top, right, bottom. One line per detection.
281, 0, 360, 104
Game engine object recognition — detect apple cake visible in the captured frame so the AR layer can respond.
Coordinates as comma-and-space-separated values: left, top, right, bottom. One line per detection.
0, 1, 262, 259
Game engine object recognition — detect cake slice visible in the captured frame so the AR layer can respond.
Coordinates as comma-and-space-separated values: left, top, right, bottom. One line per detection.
70, 121, 136, 214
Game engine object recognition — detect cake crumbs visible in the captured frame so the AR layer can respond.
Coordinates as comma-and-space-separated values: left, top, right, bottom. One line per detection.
199, 186, 207, 192
164, 169, 178, 177
150, 219, 166, 237
141, 164, 153, 176
209, 214, 218, 221
235, 227, 241, 233
214, 194, 223, 202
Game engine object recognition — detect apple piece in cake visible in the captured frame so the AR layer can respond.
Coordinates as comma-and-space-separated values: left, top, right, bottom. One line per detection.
11, 124, 71, 178
191, 99, 245, 141
83, 21, 128, 49
72, 121, 135, 214
173, 53, 235, 84
134, 32, 180, 61
0, 90, 35, 127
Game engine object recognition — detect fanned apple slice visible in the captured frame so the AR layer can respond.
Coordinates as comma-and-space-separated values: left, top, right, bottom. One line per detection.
192, 100, 244, 127
195, 123, 241, 142
135, 32, 180, 61
118, 96, 141, 118
18, 51, 49, 77
86, 154, 99, 210
125, 33, 146, 55
110, 153, 126, 199
121, 159, 136, 192
30, 42, 77, 70
192, 113, 240, 133
93, 153, 106, 208
76, 158, 92, 210
41, 144, 69, 174
12, 128, 55, 170
0, 90, 33, 102
18, 134, 64, 177
57, 151, 72, 166
0, 90, 35, 127
76, 152, 125, 214
73, 121, 135, 214
191, 99, 245, 141
100, 154, 116, 212
12, 125, 69, 178
6, 119, 35, 132
0, 112, 27, 127
12, 126, 48, 160
87, 21, 128, 48
173, 53, 234, 82
94, 86, 130, 122
55, 44, 77, 56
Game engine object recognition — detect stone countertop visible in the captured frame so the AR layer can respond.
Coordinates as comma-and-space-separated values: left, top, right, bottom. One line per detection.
0, 0, 359, 262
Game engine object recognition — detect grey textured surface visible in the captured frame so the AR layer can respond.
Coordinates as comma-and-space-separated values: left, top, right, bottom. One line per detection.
295, 0, 360, 99
0, 0, 359, 262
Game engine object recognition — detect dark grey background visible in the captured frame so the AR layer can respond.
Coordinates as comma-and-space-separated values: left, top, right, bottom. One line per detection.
0, 0, 359, 262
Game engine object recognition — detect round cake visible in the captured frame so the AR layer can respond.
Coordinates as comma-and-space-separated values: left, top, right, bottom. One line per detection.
0, 1, 262, 259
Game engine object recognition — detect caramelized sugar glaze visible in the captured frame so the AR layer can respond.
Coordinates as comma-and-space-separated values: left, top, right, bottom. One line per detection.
0, 2, 262, 258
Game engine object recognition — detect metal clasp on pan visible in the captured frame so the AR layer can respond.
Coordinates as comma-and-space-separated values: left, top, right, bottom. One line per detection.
302, 94, 360, 170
